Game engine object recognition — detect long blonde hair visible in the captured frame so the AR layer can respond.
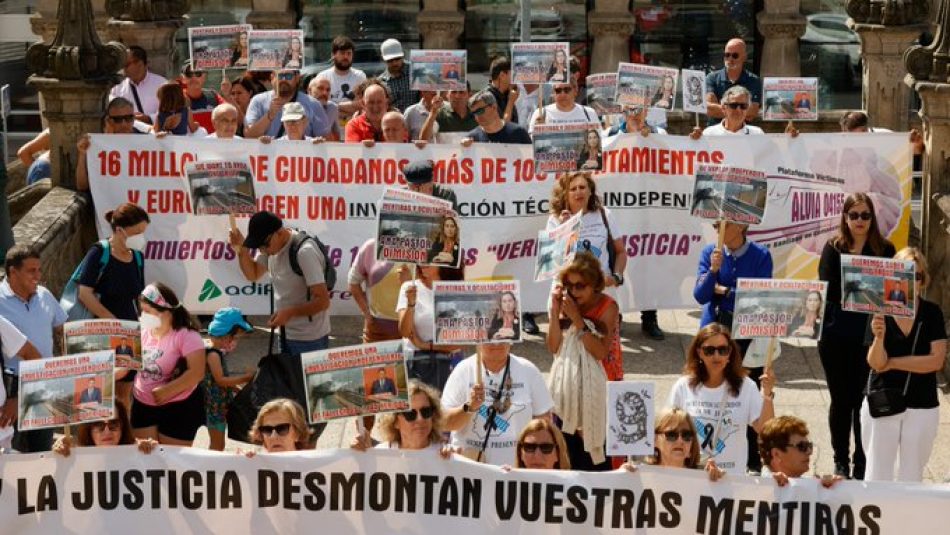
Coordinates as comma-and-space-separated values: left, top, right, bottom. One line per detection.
376, 381, 443, 446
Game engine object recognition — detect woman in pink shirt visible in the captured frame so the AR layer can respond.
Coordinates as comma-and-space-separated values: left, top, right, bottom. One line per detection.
131, 283, 207, 446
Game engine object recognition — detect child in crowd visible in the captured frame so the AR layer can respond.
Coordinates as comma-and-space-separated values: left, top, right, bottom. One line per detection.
154, 82, 199, 136
204, 307, 256, 451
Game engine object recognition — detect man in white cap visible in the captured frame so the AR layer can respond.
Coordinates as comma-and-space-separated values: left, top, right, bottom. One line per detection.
378, 38, 417, 113
276, 102, 311, 141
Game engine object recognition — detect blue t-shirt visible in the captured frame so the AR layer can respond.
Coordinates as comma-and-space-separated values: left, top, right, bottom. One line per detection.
245, 90, 330, 138
0, 280, 66, 373
704, 69, 762, 125
77, 242, 145, 321
693, 240, 773, 326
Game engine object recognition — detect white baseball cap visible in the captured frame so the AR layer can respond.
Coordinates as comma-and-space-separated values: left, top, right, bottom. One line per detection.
381, 39, 404, 61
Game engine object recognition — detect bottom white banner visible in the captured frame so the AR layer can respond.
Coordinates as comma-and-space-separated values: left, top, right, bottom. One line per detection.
2, 446, 948, 533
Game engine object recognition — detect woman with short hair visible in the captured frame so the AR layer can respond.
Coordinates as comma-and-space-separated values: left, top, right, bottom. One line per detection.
249, 398, 312, 453
514, 418, 571, 470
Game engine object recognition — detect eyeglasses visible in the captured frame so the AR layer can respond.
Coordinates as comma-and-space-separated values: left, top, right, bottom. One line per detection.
400, 406, 434, 422
723, 52, 741, 60
562, 280, 589, 292
847, 211, 872, 221
259, 423, 292, 437
553, 87, 573, 95
724, 102, 749, 110
785, 440, 814, 454
661, 430, 695, 442
470, 105, 489, 116
107, 114, 135, 123
700, 345, 731, 357
184, 71, 205, 78
91, 420, 121, 432
520, 443, 556, 454
915, 272, 925, 281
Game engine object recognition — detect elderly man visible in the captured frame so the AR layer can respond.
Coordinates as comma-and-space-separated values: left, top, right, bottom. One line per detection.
109, 45, 166, 124
245, 70, 329, 139
378, 39, 417, 112
345, 81, 389, 143
206, 104, 242, 139
307, 76, 343, 141
527, 77, 597, 132
705, 38, 761, 123
691, 86, 764, 137
380, 111, 409, 143
275, 102, 311, 141
759, 416, 842, 487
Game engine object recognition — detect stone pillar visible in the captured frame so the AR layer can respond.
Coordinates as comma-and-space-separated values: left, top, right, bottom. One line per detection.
106, 1, 190, 80
588, 1, 636, 74
31, 0, 109, 42
247, 0, 296, 30
848, 0, 930, 131
756, 0, 806, 76
904, 0, 950, 372
26, 0, 126, 190
418, 0, 464, 49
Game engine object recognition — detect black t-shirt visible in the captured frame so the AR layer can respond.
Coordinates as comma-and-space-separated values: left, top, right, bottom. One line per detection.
77, 242, 145, 321
818, 239, 896, 340
486, 85, 518, 125
869, 299, 946, 408
467, 122, 532, 144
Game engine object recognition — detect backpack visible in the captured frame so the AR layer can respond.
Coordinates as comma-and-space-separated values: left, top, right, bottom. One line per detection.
288, 229, 336, 292
60, 240, 145, 321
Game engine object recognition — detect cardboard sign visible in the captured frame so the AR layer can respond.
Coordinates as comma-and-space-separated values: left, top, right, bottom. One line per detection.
732, 279, 829, 339
690, 164, 768, 225
185, 159, 257, 216
511, 43, 570, 84
841, 255, 916, 317
763, 77, 819, 121
432, 281, 522, 344
18, 351, 115, 431
188, 24, 253, 70
409, 50, 467, 91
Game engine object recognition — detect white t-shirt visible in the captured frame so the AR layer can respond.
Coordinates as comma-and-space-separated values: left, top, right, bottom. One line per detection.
528, 103, 599, 134
702, 123, 764, 136
667, 376, 763, 474
0, 315, 28, 412
441, 354, 554, 466
546, 209, 619, 273
515, 84, 539, 129
396, 281, 434, 351
317, 68, 367, 104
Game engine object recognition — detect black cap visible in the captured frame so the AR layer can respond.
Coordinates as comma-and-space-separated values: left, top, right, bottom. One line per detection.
244, 211, 282, 249
403, 160, 434, 184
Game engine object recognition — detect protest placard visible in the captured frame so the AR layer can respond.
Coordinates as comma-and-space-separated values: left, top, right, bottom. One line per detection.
535, 212, 581, 281
188, 24, 252, 70
533, 122, 602, 173
64, 319, 142, 370
381, 186, 454, 210
616, 63, 679, 109
511, 42, 570, 84
248, 29, 305, 71
185, 159, 257, 216
690, 164, 768, 225
606, 381, 655, 457
586, 73, 622, 116
433, 281, 521, 344
763, 77, 819, 121
301, 340, 409, 424
376, 200, 460, 266
732, 279, 829, 339
841, 255, 915, 317
17, 350, 115, 431
681, 69, 707, 114
409, 50, 467, 91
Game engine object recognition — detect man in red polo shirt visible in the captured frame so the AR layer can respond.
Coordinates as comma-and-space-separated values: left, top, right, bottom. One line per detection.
344, 81, 389, 143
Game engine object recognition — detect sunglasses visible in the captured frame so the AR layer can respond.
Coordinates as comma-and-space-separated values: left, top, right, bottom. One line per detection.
700, 345, 731, 357
107, 114, 135, 123
277, 72, 295, 81
184, 71, 205, 78
520, 443, 556, 454
470, 105, 489, 116
661, 430, 695, 442
400, 406, 435, 422
723, 52, 741, 60
785, 440, 814, 454
91, 420, 121, 432
847, 211, 872, 221
724, 102, 749, 110
259, 423, 292, 437
562, 280, 589, 292
553, 87, 573, 95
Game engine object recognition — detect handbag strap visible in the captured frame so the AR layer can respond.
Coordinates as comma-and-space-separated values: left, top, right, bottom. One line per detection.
867, 320, 921, 395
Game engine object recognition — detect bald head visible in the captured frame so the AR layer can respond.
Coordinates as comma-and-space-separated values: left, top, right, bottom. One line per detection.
381, 111, 407, 142
211, 103, 240, 139
724, 39, 747, 72
364, 84, 388, 122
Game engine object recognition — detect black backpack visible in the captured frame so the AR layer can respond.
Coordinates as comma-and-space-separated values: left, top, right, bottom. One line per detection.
288, 229, 336, 292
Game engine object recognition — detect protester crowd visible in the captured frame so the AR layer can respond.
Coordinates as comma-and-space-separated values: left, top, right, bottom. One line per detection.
1, 34, 944, 498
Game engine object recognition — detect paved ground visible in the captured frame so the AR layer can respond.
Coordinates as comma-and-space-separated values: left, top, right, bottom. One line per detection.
198, 309, 950, 483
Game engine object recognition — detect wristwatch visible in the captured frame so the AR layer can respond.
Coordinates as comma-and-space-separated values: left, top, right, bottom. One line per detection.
611, 272, 624, 286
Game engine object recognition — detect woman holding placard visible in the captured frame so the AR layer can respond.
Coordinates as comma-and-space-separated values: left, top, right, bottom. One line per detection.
818, 192, 895, 480
621, 407, 726, 480
863, 247, 946, 482
667, 323, 775, 475
52, 401, 157, 456
351, 380, 448, 452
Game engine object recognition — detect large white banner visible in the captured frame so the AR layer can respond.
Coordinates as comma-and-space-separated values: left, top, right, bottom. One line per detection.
87, 133, 911, 314
2, 447, 948, 534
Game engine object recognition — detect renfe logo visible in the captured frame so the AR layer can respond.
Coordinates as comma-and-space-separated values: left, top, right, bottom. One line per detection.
199, 279, 223, 302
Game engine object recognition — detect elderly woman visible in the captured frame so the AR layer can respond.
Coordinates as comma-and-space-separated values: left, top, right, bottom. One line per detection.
488, 291, 521, 341
667, 323, 775, 475
622, 407, 725, 480
426, 216, 460, 266
53, 402, 157, 456
514, 418, 571, 470
352, 380, 447, 451
863, 247, 946, 482
249, 398, 312, 453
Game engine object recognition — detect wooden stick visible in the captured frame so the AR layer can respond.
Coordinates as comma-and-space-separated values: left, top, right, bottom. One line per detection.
765, 336, 778, 369
475, 351, 483, 386
716, 219, 726, 251
64, 424, 71, 440
228, 212, 237, 232
695, 112, 700, 129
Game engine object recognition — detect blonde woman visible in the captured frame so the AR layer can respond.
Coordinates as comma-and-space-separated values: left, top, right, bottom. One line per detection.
249, 398, 312, 453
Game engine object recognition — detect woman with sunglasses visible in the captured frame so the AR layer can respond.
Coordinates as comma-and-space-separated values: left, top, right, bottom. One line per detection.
817, 192, 895, 480
131, 283, 207, 446
249, 398, 311, 453
514, 418, 571, 470
352, 381, 447, 452
667, 323, 775, 475
863, 248, 946, 482
53, 401, 157, 456
622, 408, 725, 480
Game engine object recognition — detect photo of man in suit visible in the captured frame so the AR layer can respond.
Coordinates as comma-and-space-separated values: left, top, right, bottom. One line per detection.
369, 368, 397, 396
115, 337, 135, 359
79, 378, 103, 404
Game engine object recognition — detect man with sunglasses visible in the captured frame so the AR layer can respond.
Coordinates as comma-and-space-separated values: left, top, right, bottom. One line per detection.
179, 60, 224, 134
462, 90, 531, 145
759, 416, 842, 487
691, 85, 764, 138
527, 78, 598, 133
245, 70, 329, 140
75, 98, 148, 191
378, 39, 417, 113
704, 38, 761, 124
109, 46, 166, 125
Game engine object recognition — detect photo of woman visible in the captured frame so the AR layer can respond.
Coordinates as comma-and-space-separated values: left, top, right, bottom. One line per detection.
283, 36, 303, 70
231, 30, 249, 68
546, 49, 568, 83
791, 290, 823, 339
651, 75, 675, 109
576, 129, 602, 171
426, 216, 460, 267
488, 291, 521, 341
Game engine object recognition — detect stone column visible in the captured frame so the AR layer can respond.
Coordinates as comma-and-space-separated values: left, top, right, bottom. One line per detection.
418, 0, 464, 49
32, 0, 109, 42
106, 1, 190, 80
756, 0, 806, 76
247, 0, 296, 30
27, 0, 126, 190
588, 1, 636, 74
848, 0, 930, 131
904, 0, 950, 372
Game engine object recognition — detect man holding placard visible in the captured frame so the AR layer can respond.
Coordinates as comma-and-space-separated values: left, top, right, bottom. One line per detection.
691, 86, 763, 138
245, 70, 329, 139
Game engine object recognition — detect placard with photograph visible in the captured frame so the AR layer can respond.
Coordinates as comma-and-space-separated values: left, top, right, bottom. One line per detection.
376, 201, 460, 267
432, 281, 522, 344
690, 164, 768, 225
616, 63, 679, 109
511, 42, 571, 84
732, 279, 829, 340
185, 159, 257, 216
841, 255, 916, 317
606, 381, 655, 457
586, 73, 622, 116
18, 351, 115, 431
188, 24, 253, 70
532, 122, 602, 173
763, 77, 819, 121
248, 29, 305, 71
681, 69, 707, 114
535, 212, 582, 281
64, 319, 142, 370
409, 50, 467, 91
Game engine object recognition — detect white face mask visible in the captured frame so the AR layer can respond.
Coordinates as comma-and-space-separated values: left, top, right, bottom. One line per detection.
124, 231, 147, 251
139, 312, 163, 331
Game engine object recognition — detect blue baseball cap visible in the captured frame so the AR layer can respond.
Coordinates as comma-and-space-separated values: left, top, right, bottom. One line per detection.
208, 307, 253, 337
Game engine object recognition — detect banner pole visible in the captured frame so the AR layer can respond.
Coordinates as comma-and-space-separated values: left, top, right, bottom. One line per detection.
476, 351, 483, 386
765, 336, 777, 369
228, 212, 237, 232
717, 219, 726, 251
695, 112, 700, 129
64, 424, 71, 440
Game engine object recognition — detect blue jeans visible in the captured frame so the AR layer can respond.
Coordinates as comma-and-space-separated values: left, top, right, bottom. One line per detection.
280, 335, 329, 356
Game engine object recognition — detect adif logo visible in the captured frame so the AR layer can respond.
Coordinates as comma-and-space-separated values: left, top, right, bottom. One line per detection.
199, 279, 223, 302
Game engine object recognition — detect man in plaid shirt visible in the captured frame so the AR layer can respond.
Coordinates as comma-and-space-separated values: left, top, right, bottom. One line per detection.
378, 39, 418, 113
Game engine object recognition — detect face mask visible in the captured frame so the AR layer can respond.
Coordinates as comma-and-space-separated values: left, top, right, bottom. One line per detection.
121, 228, 147, 251
139, 312, 162, 331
